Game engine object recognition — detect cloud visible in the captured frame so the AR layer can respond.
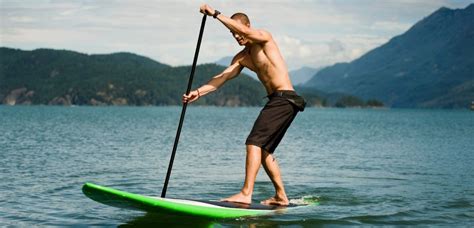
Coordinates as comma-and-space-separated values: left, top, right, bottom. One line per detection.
273, 32, 395, 70
1, 0, 473, 69
327, 39, 346, 54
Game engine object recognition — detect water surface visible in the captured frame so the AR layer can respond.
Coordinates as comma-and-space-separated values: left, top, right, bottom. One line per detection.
1, 106, 473, 226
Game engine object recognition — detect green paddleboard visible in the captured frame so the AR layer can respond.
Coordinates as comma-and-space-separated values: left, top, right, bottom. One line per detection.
82, 182, 309, 219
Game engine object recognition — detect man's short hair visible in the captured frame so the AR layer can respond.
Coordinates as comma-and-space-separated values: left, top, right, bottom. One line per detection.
231, 12, 250, 25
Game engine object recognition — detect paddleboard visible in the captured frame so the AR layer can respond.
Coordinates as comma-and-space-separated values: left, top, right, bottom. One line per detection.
82, 182, 310, 219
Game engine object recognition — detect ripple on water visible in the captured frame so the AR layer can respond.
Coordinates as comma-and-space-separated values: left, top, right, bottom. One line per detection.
1, 107, 473, 226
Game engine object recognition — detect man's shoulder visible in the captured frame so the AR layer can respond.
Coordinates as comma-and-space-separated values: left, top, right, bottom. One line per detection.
258, 29, 271, 35
231, 49, 248, 64
236, 48, 250, 57
255, 29, 272, 39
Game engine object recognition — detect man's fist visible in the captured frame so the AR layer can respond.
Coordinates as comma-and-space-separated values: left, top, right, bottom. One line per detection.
182, 90, 200, 103
199, 4, 215, 16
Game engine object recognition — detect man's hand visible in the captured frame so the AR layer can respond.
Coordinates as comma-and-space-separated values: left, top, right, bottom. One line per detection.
199, 4, 215, 16
182, 90, 200, 104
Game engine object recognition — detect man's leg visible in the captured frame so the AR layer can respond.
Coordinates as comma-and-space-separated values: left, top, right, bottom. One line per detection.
221, 144, 262, 204
261, 150, 289, 205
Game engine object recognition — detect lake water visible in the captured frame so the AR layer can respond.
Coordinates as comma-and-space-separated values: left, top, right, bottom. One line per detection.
1, 106, 473, 226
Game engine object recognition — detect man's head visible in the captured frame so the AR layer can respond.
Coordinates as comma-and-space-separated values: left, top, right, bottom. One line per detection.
231, 13, 250, 26
230, 12, 250, 46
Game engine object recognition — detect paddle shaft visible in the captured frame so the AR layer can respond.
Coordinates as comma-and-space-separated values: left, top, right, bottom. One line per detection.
161, 14, 207, 198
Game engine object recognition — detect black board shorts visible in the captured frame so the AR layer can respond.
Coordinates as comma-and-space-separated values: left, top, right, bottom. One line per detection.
245, 90, 306, 153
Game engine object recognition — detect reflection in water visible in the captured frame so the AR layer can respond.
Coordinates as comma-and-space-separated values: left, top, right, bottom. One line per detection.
120, 213, 216, 227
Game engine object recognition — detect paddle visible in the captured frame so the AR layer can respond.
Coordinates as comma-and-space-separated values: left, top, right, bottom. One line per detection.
161, 14, 207, 198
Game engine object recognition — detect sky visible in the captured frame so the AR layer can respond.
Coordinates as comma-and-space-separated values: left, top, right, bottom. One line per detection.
1, 0, 473, 70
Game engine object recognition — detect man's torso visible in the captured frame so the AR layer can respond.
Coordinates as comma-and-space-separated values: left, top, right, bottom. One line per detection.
237, 37, 294, 94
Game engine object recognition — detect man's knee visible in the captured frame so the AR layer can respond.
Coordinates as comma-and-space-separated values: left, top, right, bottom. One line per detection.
262, 150, 276, 162
246, 144, 262, 152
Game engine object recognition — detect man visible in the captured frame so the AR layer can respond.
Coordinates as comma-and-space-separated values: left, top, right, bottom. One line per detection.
182, 4, 305, 206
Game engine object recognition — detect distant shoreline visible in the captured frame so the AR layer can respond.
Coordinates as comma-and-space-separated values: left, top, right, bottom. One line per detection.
5, 104, 474, 111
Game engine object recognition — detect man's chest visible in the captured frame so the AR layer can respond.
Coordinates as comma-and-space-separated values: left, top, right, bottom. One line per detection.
241, 46, 269, 72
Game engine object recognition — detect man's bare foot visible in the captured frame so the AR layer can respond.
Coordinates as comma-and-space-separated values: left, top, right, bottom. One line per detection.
261, 196, 289, 206
220, 192, 252, 204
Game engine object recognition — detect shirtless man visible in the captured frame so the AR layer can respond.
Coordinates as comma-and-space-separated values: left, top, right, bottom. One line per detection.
183, 4, 305, 206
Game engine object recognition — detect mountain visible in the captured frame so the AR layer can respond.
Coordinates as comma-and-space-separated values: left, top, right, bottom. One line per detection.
0, 48, 266, 106
214, 56, 233, 67
289, 66, 321, 85
305, 4, 474, 108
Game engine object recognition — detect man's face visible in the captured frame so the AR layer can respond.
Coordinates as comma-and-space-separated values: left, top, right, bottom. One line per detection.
231, 31, 247, 46
231, 19, 249, 46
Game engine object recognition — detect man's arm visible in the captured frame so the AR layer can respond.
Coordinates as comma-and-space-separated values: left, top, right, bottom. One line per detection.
182, 55, 244, 103
200, 4, 271, 43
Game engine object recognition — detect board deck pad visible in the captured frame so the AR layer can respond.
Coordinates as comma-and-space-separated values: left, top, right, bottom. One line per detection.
82, 182, 308, 219
196, 200, 298, 210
